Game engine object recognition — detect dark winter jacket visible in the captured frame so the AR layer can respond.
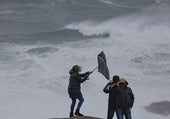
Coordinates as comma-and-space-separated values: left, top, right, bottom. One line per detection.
115, 83, 134, 109
103, 83, 118, 109
68, 69, 89, 98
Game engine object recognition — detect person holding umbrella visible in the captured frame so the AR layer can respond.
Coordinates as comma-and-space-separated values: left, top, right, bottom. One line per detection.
68, 65, 92, 117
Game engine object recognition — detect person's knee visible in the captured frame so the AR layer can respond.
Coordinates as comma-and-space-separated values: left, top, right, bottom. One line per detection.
81, 98, 84, 102
79, 97, 84, 102
72, 98, 76, 104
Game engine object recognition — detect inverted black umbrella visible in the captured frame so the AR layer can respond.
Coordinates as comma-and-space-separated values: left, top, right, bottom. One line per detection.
92, 51, 110, 80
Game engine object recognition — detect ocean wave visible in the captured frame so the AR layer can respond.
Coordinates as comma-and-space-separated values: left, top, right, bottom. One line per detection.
100, 0, 156, 8
0, 28, 109, 44
0, 0, 161, 8
1, 0, 168, 37
26, 46, 58, 55
130, 49, 170, 77
31, 28, 109, 42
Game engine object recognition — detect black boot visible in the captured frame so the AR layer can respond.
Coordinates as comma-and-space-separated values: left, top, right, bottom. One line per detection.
75, 109, 83, 116
69, 112, 74, 117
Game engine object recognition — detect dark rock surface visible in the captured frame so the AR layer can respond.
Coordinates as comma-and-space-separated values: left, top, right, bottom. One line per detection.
49, 116, 103, 119
145, 101, 170, 116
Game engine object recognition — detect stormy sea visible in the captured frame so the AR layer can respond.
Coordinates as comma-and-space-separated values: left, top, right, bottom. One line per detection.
0, 0, 170, 119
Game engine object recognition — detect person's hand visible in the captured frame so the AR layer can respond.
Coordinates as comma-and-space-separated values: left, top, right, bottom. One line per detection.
109, 79, 113, 84
86, 77, 90, 80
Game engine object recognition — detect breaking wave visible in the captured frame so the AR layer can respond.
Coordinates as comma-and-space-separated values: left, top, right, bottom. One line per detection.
0, 0, 170, 94
31, 28, 110, 42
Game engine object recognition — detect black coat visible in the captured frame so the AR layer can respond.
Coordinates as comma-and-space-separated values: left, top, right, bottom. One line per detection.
68, 70, 89, 98
103, 83, 118, 109
115, 83, 134, 109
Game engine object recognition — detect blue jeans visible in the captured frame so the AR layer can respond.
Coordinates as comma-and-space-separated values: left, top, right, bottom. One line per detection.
70, 97, 84, 113
107, 108, 116, 119
116, 108, 132, 119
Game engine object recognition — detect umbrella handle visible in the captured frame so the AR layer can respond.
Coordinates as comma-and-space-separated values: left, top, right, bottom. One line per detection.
91, 66, 98, 72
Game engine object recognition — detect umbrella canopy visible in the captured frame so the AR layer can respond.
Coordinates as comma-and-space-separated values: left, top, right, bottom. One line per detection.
97, 51, 110, 80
